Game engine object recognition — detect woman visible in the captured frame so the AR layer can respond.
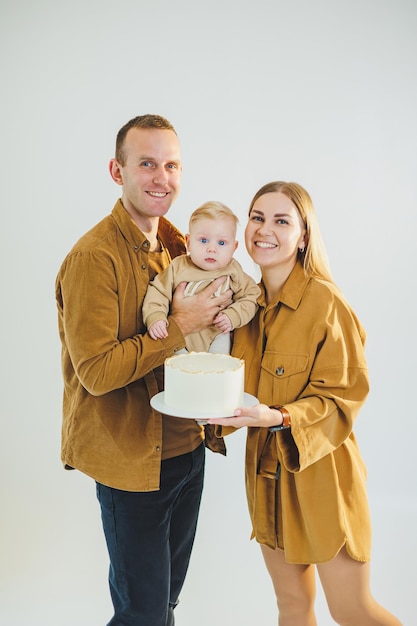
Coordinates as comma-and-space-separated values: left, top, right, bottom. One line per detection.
209, 182, 401, 625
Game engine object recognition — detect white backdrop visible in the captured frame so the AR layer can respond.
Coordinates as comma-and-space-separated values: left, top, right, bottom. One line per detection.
1, 1, 416, 624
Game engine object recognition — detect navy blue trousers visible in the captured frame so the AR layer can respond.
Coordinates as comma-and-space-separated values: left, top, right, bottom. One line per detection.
96, 443, 205, 626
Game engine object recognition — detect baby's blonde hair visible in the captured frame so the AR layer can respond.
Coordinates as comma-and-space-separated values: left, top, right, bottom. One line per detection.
189, 201, 239, 231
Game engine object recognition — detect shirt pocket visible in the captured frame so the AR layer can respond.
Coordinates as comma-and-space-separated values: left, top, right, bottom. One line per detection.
259, 351, 309, 405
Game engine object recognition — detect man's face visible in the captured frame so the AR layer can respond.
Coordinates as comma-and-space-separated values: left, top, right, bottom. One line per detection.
110, 127, 182, 224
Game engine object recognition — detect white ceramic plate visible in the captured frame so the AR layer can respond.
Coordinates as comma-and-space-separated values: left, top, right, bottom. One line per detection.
150, 392, 258, 419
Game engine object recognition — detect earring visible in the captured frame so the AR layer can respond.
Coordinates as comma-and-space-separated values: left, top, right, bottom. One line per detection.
299, 247, 305, 253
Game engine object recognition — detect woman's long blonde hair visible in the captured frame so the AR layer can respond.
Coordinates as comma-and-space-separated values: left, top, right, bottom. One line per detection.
248, 181, 334, 284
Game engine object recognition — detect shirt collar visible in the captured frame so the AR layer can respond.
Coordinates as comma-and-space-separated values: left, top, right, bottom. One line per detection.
259, 261, 310, 310
111, 199, 185, 257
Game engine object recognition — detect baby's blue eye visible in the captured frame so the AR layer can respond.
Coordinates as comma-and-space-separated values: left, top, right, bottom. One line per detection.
200, 238, 208, 244
219, 241, 226, 246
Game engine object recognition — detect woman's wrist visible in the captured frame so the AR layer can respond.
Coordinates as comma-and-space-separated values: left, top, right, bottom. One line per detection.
268, 406, 291, 431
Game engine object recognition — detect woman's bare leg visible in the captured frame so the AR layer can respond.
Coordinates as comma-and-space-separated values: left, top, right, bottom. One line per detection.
317, 545, 402, 625
260, 544, 317, 626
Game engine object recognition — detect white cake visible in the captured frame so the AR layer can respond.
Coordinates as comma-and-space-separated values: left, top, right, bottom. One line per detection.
164, 352, 244, 416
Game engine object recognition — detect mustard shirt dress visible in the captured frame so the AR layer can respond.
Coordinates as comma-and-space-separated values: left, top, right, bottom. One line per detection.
231, 262, 372, 564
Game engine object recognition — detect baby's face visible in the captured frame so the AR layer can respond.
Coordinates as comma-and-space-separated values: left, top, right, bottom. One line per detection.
186, 217, 238, 271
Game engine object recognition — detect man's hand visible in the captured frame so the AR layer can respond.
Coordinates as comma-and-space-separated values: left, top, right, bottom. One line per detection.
171, 276, 233, 336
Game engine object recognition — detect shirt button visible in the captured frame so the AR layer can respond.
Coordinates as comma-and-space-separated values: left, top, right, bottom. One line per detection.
276, 367, 285, 375
156, 446, 160, 452
141, 264, 147, 270
133, 245, 139, 251
143, 241, 149, 248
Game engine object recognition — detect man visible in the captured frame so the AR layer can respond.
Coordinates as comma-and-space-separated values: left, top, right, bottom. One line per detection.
55, 114, 230, 625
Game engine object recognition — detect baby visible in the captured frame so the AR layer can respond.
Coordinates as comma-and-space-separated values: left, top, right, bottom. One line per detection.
142, 201, 260, 354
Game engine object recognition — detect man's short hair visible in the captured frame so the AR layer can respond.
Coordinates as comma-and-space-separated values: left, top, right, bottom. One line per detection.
115, 114, 176, 165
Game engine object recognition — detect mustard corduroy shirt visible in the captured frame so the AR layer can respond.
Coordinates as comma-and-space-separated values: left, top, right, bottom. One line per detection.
56, 200, 201, 492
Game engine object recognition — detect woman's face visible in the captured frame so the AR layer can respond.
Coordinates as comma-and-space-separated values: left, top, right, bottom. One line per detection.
245, 191, 306, 271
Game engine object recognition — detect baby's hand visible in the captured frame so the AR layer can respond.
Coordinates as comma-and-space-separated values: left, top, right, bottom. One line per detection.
148, 320, 169, 340
213, 312, 233, 334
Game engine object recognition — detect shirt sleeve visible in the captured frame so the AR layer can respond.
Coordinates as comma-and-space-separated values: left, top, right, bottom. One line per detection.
142, 262, 177, 328
56, 250, 185, 396
277, 297, 369, 473
223, 261, 261, 329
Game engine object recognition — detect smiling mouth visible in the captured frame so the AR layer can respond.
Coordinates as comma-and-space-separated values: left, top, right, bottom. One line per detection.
147, 191, 168, 197
255, 241, 277, 248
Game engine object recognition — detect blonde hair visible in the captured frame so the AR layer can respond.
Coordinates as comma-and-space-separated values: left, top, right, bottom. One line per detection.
248, 181, 334, 283
189, 201, 239, 231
